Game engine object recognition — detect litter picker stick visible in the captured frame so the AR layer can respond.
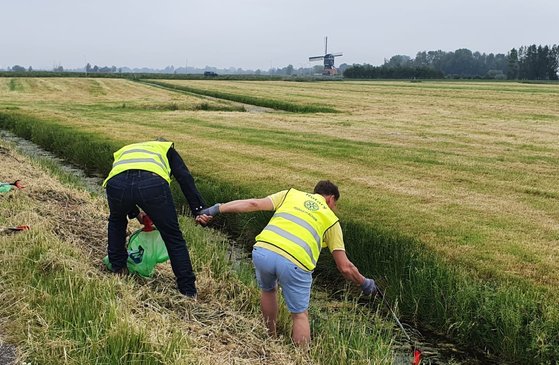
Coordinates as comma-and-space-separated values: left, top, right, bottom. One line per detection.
378, 289, 411, 342
376, 289, 422, 365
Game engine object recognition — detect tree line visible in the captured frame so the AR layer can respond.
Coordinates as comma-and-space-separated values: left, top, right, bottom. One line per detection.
507, 45, 559, 80
4, 44, 558, 80
344, 44, 559, 80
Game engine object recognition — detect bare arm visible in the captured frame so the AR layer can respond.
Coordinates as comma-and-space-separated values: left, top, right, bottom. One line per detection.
332, 250, 365, 286
219, 197, 274, 213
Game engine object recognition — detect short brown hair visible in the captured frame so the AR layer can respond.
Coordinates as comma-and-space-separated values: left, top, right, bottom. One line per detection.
313, 180, 340, 201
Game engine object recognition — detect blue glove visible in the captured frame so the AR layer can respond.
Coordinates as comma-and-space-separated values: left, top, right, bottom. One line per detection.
361, 278, 377, 295
200, 203, 221, 217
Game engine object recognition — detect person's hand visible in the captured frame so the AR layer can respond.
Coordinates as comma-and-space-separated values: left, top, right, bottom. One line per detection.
361, 278, 377, 295
199, 203, 221, 217
195, 214, 212, 226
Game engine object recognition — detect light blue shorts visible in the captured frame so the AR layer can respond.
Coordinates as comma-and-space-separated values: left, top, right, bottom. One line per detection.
252, 246, 313, 313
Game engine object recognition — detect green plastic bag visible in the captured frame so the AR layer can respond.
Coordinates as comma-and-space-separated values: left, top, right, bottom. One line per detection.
0, 183, 13, 193
103, 228, 169, 277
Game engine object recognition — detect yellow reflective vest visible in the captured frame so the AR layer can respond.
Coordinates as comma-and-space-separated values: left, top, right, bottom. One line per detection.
102, 141, 174, 187
255, 188, 339, 271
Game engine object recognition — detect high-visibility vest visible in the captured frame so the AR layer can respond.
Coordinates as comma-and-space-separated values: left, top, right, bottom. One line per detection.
255, 188, 339, 271
103, 141, 174, 187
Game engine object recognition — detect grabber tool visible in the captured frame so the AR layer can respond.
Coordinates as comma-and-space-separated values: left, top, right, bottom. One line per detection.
377, 288, 422, 365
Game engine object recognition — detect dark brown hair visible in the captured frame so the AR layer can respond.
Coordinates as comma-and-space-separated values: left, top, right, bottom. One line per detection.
313, 180, 340, 201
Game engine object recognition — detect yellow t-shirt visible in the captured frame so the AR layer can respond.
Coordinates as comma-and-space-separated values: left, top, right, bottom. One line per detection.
255, 190, 346, 270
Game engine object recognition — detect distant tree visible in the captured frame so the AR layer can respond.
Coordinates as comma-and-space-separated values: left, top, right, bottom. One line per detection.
507, 48, 519, 79
515, 44, 559, 80
338, 63, 349, 74
53, 65, 63, 72
494, 53, 508, 74
536, 45, 548, 79
548, 45, 559, 80
28, 66, 33, 72
11, 65, 26, 72
285, 64, 294, 75
92, 65, 99, 73
312, 65, 324, 74
427, 50, 446, 70
525, 44, 538, 79
413, 51, 429, 67
445, 48, 475, 76
384, 55, 412, 68
85, 63, 92, 73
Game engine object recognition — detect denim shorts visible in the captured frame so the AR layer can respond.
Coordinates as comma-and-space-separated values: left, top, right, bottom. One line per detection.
252, 246, 313, 313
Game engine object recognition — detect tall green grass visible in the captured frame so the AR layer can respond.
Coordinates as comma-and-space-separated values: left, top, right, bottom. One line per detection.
141, 80, 339, 113
0, 111, 120, 175
1, 111, 558, 364
0, 227, 191, 364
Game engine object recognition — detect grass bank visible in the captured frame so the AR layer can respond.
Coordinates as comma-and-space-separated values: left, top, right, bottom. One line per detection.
0, 119, 395, 364
1, 111, 558, 364
140, 80, 339, 113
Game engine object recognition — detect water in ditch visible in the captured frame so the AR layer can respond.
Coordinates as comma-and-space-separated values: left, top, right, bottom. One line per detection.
1, 129, 499, 365
1, 130, 104, 193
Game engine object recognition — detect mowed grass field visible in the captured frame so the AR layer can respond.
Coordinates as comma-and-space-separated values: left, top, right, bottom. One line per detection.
1, 77, 557, 288
1, 77, 558, 362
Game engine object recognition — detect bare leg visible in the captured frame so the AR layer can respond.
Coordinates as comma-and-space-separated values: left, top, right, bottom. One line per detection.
291, 311, 310, 346
260, 288, 278, 336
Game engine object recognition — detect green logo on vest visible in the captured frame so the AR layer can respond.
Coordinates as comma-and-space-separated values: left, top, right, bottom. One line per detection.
304, 200, 319, 211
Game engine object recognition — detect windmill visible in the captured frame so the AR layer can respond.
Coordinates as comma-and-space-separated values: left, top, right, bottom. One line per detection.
309, 36, 343, 76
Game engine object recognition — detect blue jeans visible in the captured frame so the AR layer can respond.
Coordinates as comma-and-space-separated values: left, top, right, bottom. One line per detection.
106, 170, 196, 296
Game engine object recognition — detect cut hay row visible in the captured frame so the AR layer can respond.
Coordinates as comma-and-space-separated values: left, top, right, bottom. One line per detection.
142, 80, 339, 113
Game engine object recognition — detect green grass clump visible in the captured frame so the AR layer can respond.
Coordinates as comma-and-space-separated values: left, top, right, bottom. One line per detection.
310, 296, 394, 364
0, 229, 190, 364
193, 102, 246, 112
142, 80, 339, 113
0, 111, 121, 175
8, 78, 23, 92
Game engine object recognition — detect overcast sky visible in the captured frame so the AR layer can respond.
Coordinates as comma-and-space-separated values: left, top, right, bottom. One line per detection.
2, 0, 558, 70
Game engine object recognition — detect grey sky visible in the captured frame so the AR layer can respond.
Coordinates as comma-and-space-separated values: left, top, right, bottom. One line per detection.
2, 0, 558, 70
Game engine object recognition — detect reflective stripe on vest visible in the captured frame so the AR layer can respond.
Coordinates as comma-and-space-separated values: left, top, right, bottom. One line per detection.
261, 224, 317, 267
273, 212, 322, 252
102, 141, 173, 187
118, 148, 169, 169
255, 189, 339, 271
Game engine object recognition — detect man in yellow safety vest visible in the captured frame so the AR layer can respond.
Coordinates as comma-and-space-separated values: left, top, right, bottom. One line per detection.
199, 180, 377, 345
103, 140, 209, 297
